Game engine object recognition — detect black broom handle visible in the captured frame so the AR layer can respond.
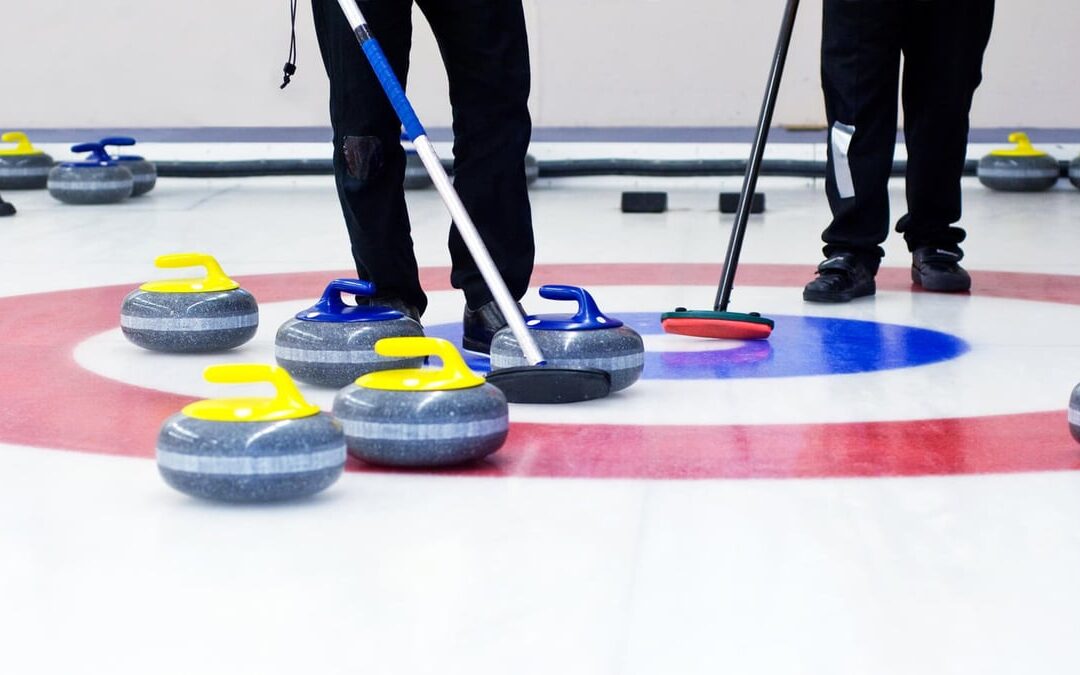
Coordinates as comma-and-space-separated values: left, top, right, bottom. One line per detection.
714, 0, 801, 312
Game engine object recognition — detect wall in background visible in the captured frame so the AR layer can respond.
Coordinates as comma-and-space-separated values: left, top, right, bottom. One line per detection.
4, 1, 1078, 130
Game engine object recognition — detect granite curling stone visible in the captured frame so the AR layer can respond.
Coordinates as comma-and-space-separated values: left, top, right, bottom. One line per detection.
275, 278, 424, 388
48, 142, 133, 204
0, 132, 54, 189
1070, 382, 1080, 444
101, 136, 157, 196
333, 337, 509, 467
121, 252, 258, 353
157, 364, 345, 502
490, 285, 644, 393
977, 132, 1060, 192
1069, 155, 1080, 190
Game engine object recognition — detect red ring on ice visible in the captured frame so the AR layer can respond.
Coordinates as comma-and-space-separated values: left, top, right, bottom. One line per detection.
0, 263, 1076, 479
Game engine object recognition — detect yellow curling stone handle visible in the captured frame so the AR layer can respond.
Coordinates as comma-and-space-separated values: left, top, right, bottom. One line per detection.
183, 364, 320, 422
0, 131, 44, 156
359, 337, 485, 391
140, 252, 240, 293
989, 132, 1048, 158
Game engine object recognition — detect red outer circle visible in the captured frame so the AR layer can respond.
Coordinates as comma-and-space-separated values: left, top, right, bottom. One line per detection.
0, 263, 1076, 479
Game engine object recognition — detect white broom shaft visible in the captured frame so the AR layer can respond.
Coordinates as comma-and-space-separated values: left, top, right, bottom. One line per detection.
413, 137, 545, 365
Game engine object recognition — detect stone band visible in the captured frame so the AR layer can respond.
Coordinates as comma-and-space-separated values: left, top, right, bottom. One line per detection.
341, 417, 507, 441
157, 445, 346, 475
121, 313, 259, 331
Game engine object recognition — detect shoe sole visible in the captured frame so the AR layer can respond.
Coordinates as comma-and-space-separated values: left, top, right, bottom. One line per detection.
911, 267, 971, 293
462, 335, 492, 355
803, 281, 876, 303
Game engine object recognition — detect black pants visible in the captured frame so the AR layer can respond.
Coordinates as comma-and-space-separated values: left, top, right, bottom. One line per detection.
312, 0, 534, 315
821, 0, 994, 272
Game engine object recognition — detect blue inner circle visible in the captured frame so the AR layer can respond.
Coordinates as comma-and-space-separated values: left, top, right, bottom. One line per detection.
425, 313, 969, 380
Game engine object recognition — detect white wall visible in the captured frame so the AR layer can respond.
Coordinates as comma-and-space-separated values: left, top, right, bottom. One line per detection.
3, 0, 1078, 130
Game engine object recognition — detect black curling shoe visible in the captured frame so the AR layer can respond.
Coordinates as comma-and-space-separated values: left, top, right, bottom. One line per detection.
911, 247, 971, 293
803, 253, 876, 303
463, 300, 524, 354
0, 197, 14, 217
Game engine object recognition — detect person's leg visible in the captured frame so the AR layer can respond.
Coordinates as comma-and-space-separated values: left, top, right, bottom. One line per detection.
415, 0, 534, 312
899, 0, 994, 291
820, 0, 904, 271
311, 0, 427, 314
807, 0, 904, 301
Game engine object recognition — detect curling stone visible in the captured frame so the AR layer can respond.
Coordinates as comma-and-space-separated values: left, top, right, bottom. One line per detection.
101, 136, 157, 196
1069, 156, 1080, 190
404, 146, 433, 190
157, 364, 345, 502
121, 253, 258, 353
48, 142, 133, 204
275, 279, 424, 387
490, 285, 644, 393
333, 337, 508, 467
1070, 383, 1080, 444
977, 132, 1060, 192
0, 132, 54, 189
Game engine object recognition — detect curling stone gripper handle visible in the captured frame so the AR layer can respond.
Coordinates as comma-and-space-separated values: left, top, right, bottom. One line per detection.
71, 142, 112, 163
1, 132, 38, 153
373, 337, 480, 387
326, 278, 375, 299
154, 252, 233, 284
538, 284, 610, 326
375, 336, 457, 361
100, 136, 137, 148
314, 279, 376, 315
201, 364, 318, 417
1007, 132, 1034, 151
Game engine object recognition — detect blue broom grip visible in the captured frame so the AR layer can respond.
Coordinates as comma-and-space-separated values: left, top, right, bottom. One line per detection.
361, 38, 426, 141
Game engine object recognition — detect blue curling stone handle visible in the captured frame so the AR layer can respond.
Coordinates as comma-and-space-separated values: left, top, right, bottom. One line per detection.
297, 278, 403, 323
100, 136, 136, 147
525, 285, 624, 331
62, 142, 121, 167
100, 137, 145, 161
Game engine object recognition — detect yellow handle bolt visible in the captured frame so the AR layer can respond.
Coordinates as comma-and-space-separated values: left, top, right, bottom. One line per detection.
140, 252, 241, 293
0, 131, 44, 156
358, 337, 485, 391
183, 364, 320, 422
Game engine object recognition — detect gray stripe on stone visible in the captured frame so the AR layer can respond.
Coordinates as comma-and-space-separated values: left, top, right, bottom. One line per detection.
1069, 407, 1080, 426
490, 351, 645, 371
49, 179, 135, 190
1, 167, 51, 176
120, 313, 259, 331
275, 345, 382, 364
341, 417, 507, 441
979, 167, 1060, 178
156, 445, 346, 475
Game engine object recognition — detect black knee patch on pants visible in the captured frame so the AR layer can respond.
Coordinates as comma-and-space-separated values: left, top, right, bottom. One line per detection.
342, 136, 383, 181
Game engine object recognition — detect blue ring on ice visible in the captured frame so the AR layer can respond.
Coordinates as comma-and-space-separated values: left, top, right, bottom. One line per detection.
425, 313, 969, 380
